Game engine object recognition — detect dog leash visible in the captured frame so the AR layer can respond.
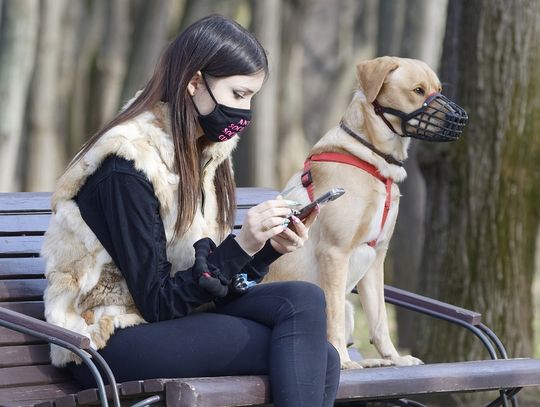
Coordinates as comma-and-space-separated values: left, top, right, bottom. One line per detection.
301, 152, 393, 248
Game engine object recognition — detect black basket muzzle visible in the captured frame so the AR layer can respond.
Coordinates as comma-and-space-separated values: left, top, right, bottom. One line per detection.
373, 93, 469, 142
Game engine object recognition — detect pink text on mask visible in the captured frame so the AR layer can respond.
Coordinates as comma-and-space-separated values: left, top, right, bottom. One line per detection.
218, 119, 251, 141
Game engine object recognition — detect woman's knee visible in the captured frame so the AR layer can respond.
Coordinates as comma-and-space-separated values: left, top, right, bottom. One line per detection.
270, 281, 327, 319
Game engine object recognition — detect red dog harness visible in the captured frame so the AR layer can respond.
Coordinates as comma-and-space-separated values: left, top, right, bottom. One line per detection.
301, 152, 393, 247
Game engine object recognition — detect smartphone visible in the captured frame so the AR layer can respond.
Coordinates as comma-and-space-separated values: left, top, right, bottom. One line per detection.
292, 188, 345, 221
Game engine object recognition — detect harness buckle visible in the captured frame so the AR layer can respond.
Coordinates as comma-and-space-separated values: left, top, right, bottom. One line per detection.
301, 170, 313, 188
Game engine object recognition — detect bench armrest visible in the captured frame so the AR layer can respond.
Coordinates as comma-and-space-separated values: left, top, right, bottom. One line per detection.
0, 306, 122, 407
383, 285, 482, 325
0, 306, 90, 349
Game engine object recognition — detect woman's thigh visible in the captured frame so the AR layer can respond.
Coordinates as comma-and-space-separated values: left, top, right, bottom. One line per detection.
68, 312, 271, 388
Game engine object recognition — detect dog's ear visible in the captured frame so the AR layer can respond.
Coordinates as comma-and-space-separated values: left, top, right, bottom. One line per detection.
356, 58, 399, 103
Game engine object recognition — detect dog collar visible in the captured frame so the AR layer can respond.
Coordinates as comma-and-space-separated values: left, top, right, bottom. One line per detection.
339, 121, 403, 167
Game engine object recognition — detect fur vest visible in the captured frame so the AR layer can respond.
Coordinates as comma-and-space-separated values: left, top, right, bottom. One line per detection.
41, 92, 239, 367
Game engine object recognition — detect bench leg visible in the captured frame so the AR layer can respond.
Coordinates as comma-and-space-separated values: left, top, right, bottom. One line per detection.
486, 387, 522, 407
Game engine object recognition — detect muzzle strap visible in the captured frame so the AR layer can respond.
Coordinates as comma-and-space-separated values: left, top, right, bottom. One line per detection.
372, 93, 468, 142
372, 100, 400, 135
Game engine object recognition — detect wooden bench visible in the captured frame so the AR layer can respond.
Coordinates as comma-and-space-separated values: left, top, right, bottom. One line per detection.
1, 188, 540, 407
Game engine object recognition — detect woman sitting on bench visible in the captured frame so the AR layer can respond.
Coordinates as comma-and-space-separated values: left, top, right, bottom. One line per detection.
41, 14, 340, 407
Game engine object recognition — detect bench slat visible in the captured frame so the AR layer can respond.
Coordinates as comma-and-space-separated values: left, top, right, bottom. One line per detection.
0, 193, 52, 213
0, 365, 72, 388
0, 188, 275, 213
0, 279, 47, 301
168, 359, 540, 405
0, 302, 45, 319
0, 258, 46, 278
235, 188, 278, 207
0, 214, 50, 235
0, 382, 80, 404
0, 344, 50, 368
166, 376, 270, 407
336, 359, 540, 399
0, 326, 44, 346
0, 236, 43, 256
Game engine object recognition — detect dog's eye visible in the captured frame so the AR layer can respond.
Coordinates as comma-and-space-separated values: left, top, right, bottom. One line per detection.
414, 87, 425, 96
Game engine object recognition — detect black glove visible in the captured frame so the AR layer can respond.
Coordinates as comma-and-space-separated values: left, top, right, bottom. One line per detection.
192, 238, 229, 298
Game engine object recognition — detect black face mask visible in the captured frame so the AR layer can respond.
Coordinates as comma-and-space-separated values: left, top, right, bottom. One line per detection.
191, 74, 252, 142
372, 92, 468, 142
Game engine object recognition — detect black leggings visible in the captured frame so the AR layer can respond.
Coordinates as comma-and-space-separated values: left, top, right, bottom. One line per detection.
66, 281, 340, 407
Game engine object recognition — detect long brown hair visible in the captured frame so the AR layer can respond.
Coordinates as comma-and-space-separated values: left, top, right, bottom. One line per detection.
66, 15, 268, 242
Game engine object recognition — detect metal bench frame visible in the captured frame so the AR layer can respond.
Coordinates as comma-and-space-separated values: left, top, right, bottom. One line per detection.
1, 189, 539, 407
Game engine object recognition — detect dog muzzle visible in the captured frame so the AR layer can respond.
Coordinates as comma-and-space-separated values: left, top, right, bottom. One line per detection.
372, 92, 469, 142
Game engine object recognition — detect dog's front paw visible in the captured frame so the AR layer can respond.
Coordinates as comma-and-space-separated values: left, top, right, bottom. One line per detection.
359, 358, 395, 368
341, 360, 363, 370
391, 354, 423, 366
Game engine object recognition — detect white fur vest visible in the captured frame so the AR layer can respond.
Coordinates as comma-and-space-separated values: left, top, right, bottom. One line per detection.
41, 93, 239, 367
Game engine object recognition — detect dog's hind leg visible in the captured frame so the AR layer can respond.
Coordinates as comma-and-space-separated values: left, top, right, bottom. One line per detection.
356, 248, 423, 367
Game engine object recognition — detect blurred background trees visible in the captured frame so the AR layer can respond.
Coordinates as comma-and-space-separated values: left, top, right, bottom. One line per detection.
1, 2, 540, 403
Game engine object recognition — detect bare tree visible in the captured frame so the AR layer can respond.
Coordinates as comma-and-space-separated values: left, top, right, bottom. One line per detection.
97, 0, 131, 125
274, 0, 310, 186
121, 0, 170, 101
300, 0, 342, 146
276, 0, 380, 187
0, 0, 39, 192
26, 0, 69, 192
377, 0, 406, 56
390, 0, 447, 350
68, 0, 106, 159
416, 0, 540, 368
249, 0, 282, 188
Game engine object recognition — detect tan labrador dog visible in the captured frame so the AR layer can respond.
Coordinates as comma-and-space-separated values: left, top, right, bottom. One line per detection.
264, 56, 467, 369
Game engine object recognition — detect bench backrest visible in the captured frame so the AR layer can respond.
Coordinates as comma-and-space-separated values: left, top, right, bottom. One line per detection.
0, 188, 277, 406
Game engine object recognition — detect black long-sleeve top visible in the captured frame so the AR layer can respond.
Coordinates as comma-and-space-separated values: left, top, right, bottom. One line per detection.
74, 155, 282, 323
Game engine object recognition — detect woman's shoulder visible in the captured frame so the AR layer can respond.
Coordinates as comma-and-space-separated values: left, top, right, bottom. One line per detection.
95, 154, 148, 179
77, 155, 151, 198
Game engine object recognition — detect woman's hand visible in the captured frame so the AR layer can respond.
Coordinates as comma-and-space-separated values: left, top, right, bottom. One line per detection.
269, 204, 319, 254
235, 196, 299, 256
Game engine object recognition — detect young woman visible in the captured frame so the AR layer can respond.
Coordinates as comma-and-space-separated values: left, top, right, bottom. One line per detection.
41, 15, 340, 406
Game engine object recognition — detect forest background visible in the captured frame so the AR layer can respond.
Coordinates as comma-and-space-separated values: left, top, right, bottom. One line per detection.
1, 0, 540, 404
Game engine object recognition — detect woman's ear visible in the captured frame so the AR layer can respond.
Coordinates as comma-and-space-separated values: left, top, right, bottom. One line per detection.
187, 71, 203, 96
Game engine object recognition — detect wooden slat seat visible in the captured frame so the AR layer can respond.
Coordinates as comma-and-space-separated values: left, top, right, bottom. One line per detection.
159, 359, 540, 407
0, 344, 50, 368
0, 383, 81, 407
0, 189, 539, 406
0, 189, 276, 407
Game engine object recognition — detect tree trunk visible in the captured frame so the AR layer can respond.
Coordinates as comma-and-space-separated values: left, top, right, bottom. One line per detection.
300, 0, 342, 146
245, 0, 282, 188
322, 0, 379, 134
25, 0, 69, 192
416, 0, 540, 369
96, 0, 130, 125
0, 0, 39, 192
121, 0, 170, 101
57, 0, 84, 161
68, 0, 105, 157
275, 0, 310, 186
376, 0, 406, 56
390, 0, 447, 351
167, 0, 187, 37
276, 0, 379, 187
